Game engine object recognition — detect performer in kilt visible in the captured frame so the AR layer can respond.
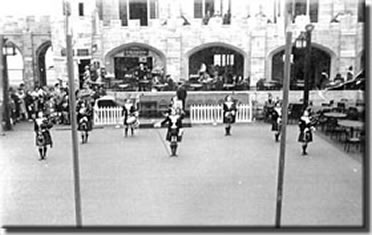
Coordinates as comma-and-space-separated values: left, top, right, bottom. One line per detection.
223, 95, 237, 136
77, 99, 93, 144
154, 107, 184, 157
298, 109, 316, 155
271, 102, 282, 142
34, 111, 53, 160
122, 98, 139, 137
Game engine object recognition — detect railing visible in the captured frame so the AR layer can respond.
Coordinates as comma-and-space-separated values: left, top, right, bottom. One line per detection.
190, 104, 253, 124
93, 106, 123, 125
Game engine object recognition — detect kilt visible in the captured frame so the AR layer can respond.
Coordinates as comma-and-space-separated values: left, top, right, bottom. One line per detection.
77, 119, 93, 131
166, 128, 181, 142
298, 130, 313, 143
271, 121, 281, 132
223, 112, 236, 124
35, 131, 52, 147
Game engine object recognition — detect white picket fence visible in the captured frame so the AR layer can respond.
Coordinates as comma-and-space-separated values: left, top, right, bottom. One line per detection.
190, 104, 253, 124
94, 107, 123, 125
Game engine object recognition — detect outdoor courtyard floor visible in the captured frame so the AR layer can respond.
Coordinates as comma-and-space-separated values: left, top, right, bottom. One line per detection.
0, 122, 364, 227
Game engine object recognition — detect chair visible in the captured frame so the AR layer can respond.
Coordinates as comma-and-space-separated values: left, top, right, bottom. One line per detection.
346, 107, 359, 120
344, 129, 364, 152
325, 118, 346, 141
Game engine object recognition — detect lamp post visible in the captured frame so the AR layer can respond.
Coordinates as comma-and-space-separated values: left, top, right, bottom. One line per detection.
303, 24, 314, 108
1, 36, 17, 132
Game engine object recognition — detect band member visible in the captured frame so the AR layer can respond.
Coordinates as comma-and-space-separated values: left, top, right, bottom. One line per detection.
34, 111, 53, 161
298, 109, 316, 155
223, 95, 237, 136
271, 102, 282, 142
122, 98, 139, 137
154, 107, 184, 157
77, 99, 93, 144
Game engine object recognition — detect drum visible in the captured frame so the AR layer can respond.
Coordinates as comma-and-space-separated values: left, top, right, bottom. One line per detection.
126, 116, 137, 125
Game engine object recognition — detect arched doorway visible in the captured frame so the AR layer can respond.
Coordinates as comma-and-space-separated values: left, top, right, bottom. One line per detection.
105, 43, 166, 80
271, 45, 332, 90
187, 45, 245, 83
36, 41, 55, 87
6, 42, 24, 88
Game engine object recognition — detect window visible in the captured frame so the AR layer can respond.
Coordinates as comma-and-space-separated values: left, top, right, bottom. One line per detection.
194, 0, 231, 18
119, 0, 158, 26
149, 0, 158, 19
119, 0, 128, 26
288, 0, 318, 23
358, 0, 365, 22
214, 54, 234, 66
78, 2, 84, 16
96, 0, 103, 20
194, 0, 203, 18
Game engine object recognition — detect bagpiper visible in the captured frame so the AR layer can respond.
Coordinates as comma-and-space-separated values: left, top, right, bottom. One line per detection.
271, 102, 282, 142
77, 99, 93, 144
298, 108, 316, 155
154, 107, 184, 157
34, 111, 53, 160
223, 95, 237, 136
122, 98, 139, 137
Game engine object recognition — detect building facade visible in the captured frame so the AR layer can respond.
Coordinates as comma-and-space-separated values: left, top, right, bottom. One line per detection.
0, 0, 365, 89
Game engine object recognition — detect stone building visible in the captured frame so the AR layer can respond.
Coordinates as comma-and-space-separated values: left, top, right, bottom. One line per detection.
0, 0, 365, 89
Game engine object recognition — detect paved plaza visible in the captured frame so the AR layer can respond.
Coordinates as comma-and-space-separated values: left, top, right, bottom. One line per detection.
0, 122, 363, 227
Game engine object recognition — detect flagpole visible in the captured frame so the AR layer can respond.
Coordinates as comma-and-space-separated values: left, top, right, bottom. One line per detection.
65, 0, 83, 227
275, 1, 292, 228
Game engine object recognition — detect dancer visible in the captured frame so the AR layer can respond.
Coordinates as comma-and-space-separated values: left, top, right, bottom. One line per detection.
154, 107, 184, 157
298, 109, 316, 155
223, 95, 237, 136
34, 111, 53, 160
77, 99, 93, 144
122, 98, 139, 137
271, 102, 282, 142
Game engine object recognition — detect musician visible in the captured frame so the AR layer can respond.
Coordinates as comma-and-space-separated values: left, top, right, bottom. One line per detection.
264, 93, 275, 122
154, 107, 184, 156
271, 102, 282, 142
77, 100, 93, 143
298, 108, 316, 155
34, 111, 53, 160
122, 98, 139, 137
223, 95, 237, 136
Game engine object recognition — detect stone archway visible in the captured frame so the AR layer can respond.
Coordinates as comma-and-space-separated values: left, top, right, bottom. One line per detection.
267, 43, 337, 90
36, 41, 53, 87
184, 42, 249, 80
104, 42, 167, 78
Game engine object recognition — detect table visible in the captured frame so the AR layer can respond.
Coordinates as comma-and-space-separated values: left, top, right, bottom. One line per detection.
223, 84, 235, 90
323, 112, 347, 119
337, 120, 364, 129
153, 84, 167, 91
189, 84, 203, 91
338, 120, 364, 138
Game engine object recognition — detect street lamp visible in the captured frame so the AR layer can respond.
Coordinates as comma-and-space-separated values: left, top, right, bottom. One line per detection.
295, 24, 314, 108
1, 37, 17, 131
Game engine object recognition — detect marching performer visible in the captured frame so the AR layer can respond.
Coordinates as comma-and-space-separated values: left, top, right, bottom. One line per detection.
298, 108, 316, 155
154, 107, 184, 157
34, 111, 53, 161
223, 95, 237, 136
77, 99, 93, 144
122, 98, 139, 137
271, 102, 282, 142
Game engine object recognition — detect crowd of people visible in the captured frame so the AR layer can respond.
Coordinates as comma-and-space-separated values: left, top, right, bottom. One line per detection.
7, 81, 106, 127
